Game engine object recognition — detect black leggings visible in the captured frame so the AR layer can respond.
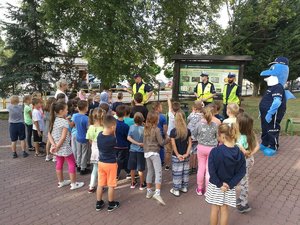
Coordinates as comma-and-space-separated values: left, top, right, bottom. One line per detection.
25, 124, 33, 148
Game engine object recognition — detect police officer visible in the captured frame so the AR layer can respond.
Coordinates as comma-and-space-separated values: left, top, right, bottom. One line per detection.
126, 74, 153, 105
194, 72, 216, 106
223, 73, 241, 118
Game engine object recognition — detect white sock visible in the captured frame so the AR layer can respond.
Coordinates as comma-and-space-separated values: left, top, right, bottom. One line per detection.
147, 188, 152, 193
155, 189, 160, 195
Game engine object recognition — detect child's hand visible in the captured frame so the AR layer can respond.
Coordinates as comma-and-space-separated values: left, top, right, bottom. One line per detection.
50, 144, 57, 153
138, 143, 144, 147
37, 131, 42, 137
177, 155, 184, 161
182, 153, 189, 159
221, 186, 228, 192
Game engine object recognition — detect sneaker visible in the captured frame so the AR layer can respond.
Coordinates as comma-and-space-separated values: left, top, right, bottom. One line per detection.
146, 190, 154, 199
76, 166, 81, 172
165, 166, 170, 171
126, 174, 131, 179
236, 198, 242, 206
35, 152, 45, 157
196, 188, 203, 196
58, 180, 71, 188
130, 182, 137, 189
152, 193, 166, 205
22, 151, 29, 158
45, 155, 52, 161
96, 200, 105, 211
170, 188, 180, 197
237, 204, 252, 213
52, 156, 57, 162
139, 182, 147, 191
180, 187, 188, 193
28, 147, 35, 152
88, 187, 96, 193
12, 152, 18, 158
70, 182, 84, 190
80, 168, 91, 175
107, 201, 120, 212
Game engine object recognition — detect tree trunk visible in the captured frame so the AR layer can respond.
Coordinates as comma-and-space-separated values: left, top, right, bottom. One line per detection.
252, 82, 259, 97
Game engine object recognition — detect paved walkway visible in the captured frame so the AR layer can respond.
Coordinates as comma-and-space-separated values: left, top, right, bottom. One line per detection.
0, 120, 300, 225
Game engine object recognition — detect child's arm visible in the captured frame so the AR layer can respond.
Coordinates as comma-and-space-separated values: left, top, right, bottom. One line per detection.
55, 127, 69, 151
127, 136, 143, 147
34, 121, 42, 136
208, 149, 223, 188
155, 128, 167, 146
47, 132, 56, 152
171, 138, 183, 160
167, 95, 172, 113
248, 141, 260, 157
227, 155, 246, 189
183, 136, 192, 159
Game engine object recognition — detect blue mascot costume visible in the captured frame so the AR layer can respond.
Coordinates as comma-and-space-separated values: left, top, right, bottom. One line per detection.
259, 57, 296, 156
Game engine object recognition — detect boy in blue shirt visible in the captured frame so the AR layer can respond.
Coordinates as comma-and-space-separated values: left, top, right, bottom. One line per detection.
72, 100, 90, 175
115, 105, 131, 179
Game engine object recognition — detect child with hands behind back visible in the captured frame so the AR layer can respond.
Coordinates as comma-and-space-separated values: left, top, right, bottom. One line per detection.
205, 123, 246, 225
48, 101, 84, 190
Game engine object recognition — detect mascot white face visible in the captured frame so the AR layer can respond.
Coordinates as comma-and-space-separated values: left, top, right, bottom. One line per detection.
264, 76, 279, 86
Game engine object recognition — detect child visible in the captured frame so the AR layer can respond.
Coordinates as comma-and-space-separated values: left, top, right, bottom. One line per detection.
223, 103, 239, 125
143, 111, 168, 205
124, 105, 134, 127
23, 95, 34, 152
8, 96, 28, 158
207, 103, 222, 126
44, 97, 56, 161
127, 112, 146, 190
193, 107, 218, 195
86, 108, 105, 193
32, 98, 45, 157
115, 105, 131, 179
96, 115, 120, 212
165, 95, 181, 170
169, 111, 192, 197
89, 94, 100, 111
112, 92, 124, 113
205, 123, 246, 225
214, 101, 224, 122
72, 100, 90, 175
187, 100, 203, 174
68, 99, 79, 163
48, 101, 84, 190
236, 112, 259, 213
56, 93, 67, 103
130, 92, 148, 121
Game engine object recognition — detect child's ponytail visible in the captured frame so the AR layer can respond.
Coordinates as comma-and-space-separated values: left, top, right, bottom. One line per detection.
218, 123, 239, 143
89, 108, 94, 125
49, 102, 57, 134
202, 107, 212, 124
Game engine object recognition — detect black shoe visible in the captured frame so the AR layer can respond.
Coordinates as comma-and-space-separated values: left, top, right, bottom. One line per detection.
12, 152, 18, 158
77, 167, 81, 172
23, 151, 29, 158
80, 168, 91, 175
189, 169, 192, 175
192, 168, 197, 174
237, 204, 252, 213
126, 174, 131, 180
96, 200, 105, 211
28, 147, 35, 152
165, 166, 170, 171
107, 201, 120, 212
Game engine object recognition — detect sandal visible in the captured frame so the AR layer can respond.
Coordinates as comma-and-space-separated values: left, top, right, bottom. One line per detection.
28, 147, 35, 152
35, 152, 45, 157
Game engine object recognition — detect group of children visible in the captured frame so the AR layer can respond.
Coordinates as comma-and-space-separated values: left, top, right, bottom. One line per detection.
7, 90, 258, 225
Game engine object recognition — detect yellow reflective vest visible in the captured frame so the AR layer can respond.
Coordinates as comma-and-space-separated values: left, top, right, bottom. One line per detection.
197, 82, 213, 102
223, 84, 240, 105
133, 83, 147, 104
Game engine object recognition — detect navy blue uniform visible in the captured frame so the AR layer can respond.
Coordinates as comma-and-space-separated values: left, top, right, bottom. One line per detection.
259, 84, 286, 150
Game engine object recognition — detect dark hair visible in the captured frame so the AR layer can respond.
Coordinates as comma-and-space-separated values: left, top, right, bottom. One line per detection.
134, 92, 143, 104
103, 115, 116, 128
32, 97, 41, 106
172, 101, 181, 112
49, 102, 67, 133
100, 103, 109, 113
89, 108, 106, 125
116, 105, 126, 118
237, 112, 257, 152
56, 93, 66, 101
77, 100, 88, 111
124, 105, 131, 116
215, 101, 222, 111
44, 97, 56, 112
23, 95, 32, 103
134, 112, 144, 125
67, 99, 78, 115
117, 92, 123, 100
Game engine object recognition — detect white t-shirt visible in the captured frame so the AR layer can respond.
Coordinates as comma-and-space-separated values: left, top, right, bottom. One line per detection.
55, 90, 68, 103
32, 109, 45, 131
223, 117, 237, 125
167, 111, 175, 136
51, 117, 72, 157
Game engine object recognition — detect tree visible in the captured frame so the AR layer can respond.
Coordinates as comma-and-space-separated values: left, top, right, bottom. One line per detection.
0, 0, 58, 95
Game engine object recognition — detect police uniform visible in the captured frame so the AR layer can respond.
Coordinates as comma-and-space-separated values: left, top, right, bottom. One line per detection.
222, 74, 241, 118
194, 81, 216, 106
259, 84, 286, 150
132, 81, 152, 104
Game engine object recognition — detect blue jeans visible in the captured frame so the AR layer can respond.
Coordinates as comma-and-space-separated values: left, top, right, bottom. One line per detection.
159, 147, 165, 164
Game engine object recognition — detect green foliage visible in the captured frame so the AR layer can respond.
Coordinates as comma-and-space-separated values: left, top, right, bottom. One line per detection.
0, 0, 59, 97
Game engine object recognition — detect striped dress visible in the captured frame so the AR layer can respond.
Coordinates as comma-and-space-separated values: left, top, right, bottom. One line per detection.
205, 182, 237, 207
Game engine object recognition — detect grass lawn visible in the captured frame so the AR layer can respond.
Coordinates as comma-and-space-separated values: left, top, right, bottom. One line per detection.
160, 92, 300, 135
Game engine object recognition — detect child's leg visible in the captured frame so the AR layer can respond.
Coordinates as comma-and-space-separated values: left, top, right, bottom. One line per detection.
96, 186, 104, 201
26, 124, 33, 149
159, 147, 165, 165
205, 156, 210, 189
145, 157, 154, 188
116, 150, 122, 177
76, 141, 82, 168
130, 170, 136, 183
123, 149, 130, 174
65, 154, 77, 183
138, 171, 144, 184
164, 142, 172, 167
182, 158, 190, 188
71, 134, 78, 162
152, 155, 162, 192
20, 140, 26, 151
80, 143, 88, 170
239, 157, 254, 206
192, 153, 198, 169
220, 205, 229, 225
197, 145, 207, 191
46, 139, 51, 156
11, 142, 17, 152
172, 156, 182, 190
108, 187, 115, 202
56, 156, 65, 182
89, 163, 98, 188
210, 205, 220, 225
34, 141, 40, 154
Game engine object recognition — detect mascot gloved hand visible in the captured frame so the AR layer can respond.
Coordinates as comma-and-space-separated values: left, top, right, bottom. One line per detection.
259, 57, 295, 157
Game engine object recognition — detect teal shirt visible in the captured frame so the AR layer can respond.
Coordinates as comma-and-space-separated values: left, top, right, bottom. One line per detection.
237, 134, 248, 150
124, 117, 135, 127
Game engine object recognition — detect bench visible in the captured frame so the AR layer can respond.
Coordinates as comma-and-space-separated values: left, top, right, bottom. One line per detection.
285, 118, 300, 136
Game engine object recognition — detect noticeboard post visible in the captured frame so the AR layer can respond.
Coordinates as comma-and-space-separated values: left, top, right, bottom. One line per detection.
172, 55, 252, 100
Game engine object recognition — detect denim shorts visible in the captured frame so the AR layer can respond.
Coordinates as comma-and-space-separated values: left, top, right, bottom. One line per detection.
9, 123, 26, 142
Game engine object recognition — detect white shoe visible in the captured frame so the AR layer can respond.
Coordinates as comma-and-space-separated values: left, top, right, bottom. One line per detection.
52, 156, 57, 162
170, 188, 180, 197
180, 187, 188, 193
70, 182, 84, 190
58, 180, 71, 188
146, 190, 154, 199
45, 155, 52, 162
152, 193, 166, 205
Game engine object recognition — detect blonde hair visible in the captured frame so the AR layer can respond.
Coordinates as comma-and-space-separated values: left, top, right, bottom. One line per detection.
218, 123, 239, 143
89, 108, 106, 126
194, 100, 203, 111
10, 95, 19, 104
227, 103, 239, 116
23, 95, 32, 104
144, 111, 159, 137
174, 111, 188, 140
202, 107, 212, 124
